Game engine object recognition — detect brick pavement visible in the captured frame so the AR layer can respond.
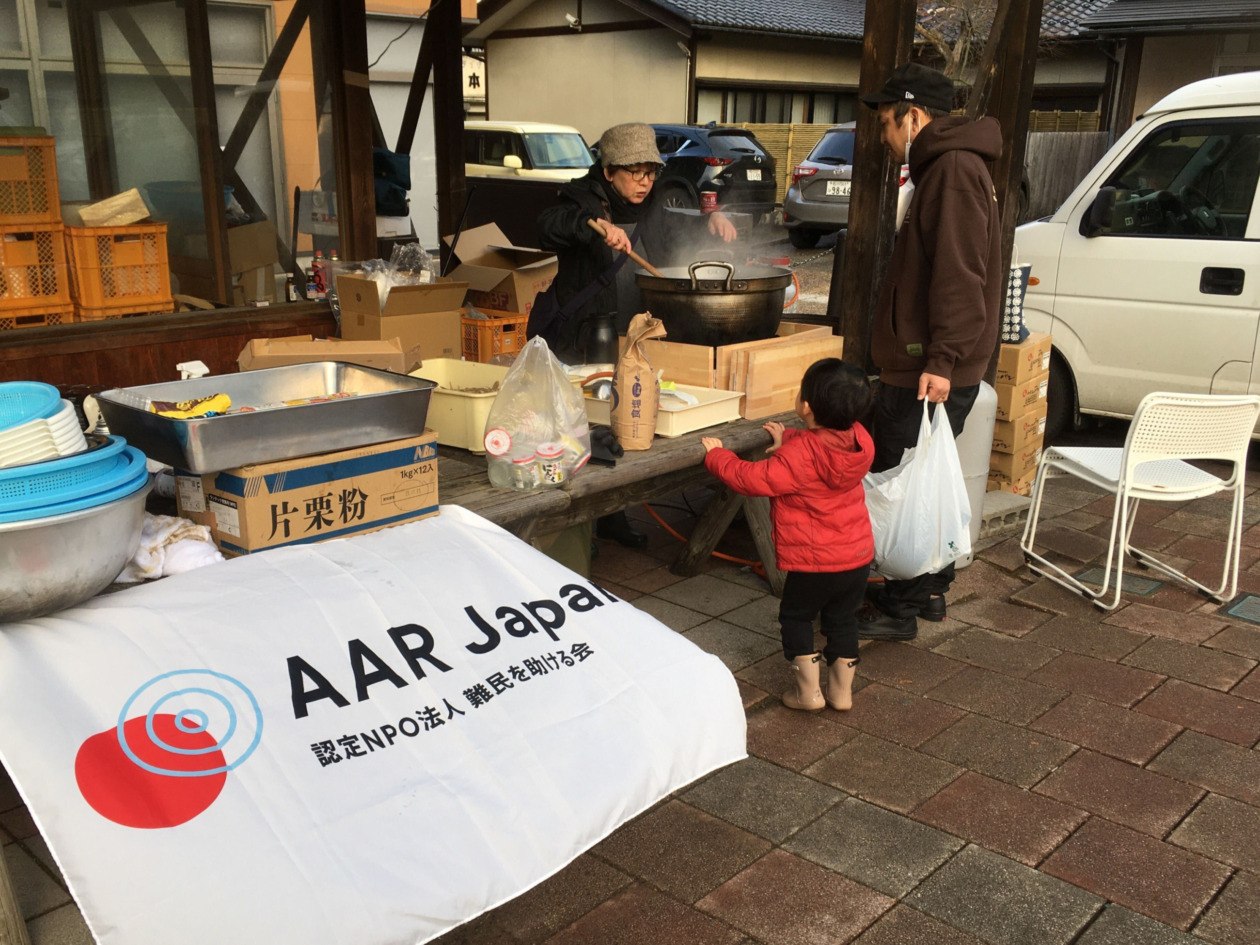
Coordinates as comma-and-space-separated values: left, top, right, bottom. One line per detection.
3, 475, 1260, 944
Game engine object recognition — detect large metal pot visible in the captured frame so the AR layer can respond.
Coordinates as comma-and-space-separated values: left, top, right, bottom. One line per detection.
636, 260, 792, 346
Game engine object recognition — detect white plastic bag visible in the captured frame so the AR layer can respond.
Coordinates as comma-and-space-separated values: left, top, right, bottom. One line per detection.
863, 400, 971, 580
482, 336, 591, 491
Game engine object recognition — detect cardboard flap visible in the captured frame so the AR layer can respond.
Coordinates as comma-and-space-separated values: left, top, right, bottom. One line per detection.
382, 281, 468, 316
448, 264, 508, 294
443, 222, 509, 262
479, 246, 556, 269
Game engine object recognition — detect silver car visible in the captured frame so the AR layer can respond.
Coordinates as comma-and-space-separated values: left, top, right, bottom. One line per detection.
782, 123, 857, 249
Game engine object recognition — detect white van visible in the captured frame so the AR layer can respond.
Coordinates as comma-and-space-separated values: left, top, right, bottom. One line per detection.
464, 121, 594, 182
1016, 71, 1260, 438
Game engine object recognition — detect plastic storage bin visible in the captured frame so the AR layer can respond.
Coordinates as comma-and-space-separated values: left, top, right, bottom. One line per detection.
461, 308, 528, 363
0, 223, 73, 329
65, 223, 174, 320
0, 137, 60, 225
411, 358, 509, 452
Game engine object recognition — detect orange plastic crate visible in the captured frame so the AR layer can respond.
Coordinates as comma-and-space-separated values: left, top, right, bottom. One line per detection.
0, 304, 74, 331
0, 223, 71, 315
65, 223, 173, 311
461, 308, 528, 363
76, 298, 176, 322
0, 137, 60, 225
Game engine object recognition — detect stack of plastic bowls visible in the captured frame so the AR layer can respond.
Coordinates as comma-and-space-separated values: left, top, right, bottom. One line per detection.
0, 382, 89, 470
0, 381, 152, 622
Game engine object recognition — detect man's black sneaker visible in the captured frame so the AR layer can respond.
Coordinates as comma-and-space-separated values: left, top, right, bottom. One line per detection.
922, 594, 946, 622
856, 606, 918, 641
595, 512, 648, 549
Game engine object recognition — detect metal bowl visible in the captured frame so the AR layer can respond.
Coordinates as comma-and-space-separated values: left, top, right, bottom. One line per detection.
0, 477, 152, 623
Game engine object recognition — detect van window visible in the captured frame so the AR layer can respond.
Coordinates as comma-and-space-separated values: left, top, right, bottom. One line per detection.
1102, 119, 1260, 239
522, 132, 592, 169
478, 131, 521, 167
464, 133, 481, 164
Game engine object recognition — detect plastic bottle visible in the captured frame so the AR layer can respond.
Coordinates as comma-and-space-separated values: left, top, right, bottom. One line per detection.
312, 250, 326, 297
536, 442, 567, 485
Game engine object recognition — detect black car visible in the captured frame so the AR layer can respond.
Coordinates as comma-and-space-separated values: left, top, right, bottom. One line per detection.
650, 124, 777, 221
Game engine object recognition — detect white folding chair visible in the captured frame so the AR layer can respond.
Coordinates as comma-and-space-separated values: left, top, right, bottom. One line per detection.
1021, 391, 1260, 611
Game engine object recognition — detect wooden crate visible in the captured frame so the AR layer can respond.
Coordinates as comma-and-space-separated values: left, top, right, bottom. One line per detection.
634, 323, 843, 420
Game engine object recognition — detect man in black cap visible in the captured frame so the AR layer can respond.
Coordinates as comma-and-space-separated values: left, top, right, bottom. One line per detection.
857, 62, 1003, 640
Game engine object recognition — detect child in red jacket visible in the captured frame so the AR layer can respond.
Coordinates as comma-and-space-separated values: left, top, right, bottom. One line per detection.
702, 358, 874, 711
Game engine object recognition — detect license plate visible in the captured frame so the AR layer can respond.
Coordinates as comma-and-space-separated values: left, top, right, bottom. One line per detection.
746, 169, 762, 181
826, 180, 851, 197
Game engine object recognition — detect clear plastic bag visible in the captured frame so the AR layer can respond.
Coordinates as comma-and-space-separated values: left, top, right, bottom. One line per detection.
863, 400, 972, 580
481, 337, 591, 491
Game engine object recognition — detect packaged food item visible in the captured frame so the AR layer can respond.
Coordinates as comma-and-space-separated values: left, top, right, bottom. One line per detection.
611, 312, 666, 450
535, 442, 566, 485
509, 450, 541, 490
150, 393, 232, 419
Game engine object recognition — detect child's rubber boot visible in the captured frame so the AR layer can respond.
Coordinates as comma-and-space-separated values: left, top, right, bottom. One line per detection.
783, 653, 825, 711
825, 657, 860, 711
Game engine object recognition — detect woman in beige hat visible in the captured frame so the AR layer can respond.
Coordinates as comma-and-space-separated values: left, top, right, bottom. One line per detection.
534, 122, 737, 548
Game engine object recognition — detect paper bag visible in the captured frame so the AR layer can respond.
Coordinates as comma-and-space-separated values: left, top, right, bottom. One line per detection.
612, 312, 667, 450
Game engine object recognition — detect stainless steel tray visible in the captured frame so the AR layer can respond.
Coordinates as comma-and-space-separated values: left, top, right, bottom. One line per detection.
97, 362, 437, 474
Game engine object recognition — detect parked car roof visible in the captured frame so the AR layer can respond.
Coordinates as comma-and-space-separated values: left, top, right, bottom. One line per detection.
1145, 70, 1260, 116
465, 120, 586, 135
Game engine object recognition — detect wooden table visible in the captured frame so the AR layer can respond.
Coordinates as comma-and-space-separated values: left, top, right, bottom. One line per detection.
437, 412, 792, 596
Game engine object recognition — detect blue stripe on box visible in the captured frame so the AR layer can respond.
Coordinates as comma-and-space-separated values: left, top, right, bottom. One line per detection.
211, 442, 438, 497
217, 504, 439, 555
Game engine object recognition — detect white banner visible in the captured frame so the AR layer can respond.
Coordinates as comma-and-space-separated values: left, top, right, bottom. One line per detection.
0, 506, 745, 945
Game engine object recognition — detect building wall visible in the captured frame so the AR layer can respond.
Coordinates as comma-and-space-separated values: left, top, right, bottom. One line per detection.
1030, 46, 1109, 86
1133, 34, 1224, 115
695, 34, 859, 87
486, 11, 687, 140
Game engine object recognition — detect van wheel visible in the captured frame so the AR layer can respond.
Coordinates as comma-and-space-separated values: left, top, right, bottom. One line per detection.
1045, 352, 1075, 443
788, 228, 820, 249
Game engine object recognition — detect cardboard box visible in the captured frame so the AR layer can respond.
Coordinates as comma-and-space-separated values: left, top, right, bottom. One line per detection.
994, 369, 1049, 422
237, 335, 407, 373
633, 323, 842, 419
228, 220, 280, 304
990, 441, 1042, 481
992, 398, 1048, 453
444, 223, 557, 315
174, 432, 439, 556
337, 273, 466, 362
988, 468, 1037, 497
996, 332, 1053, 386
70, 188, 152, 228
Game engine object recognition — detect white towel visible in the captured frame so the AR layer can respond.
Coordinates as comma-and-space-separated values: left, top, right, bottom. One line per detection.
116, 513, 224, 583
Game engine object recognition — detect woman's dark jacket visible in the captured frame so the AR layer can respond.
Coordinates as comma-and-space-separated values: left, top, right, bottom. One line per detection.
535, 166, 686, 358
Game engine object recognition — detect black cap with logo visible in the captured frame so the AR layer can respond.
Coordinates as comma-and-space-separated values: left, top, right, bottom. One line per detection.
860, 62, 956, 113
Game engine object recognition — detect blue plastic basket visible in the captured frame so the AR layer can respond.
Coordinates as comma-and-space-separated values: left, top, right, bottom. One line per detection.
0, 382, 61, 432
0, 464, 150, 523
0, 436, 140, 511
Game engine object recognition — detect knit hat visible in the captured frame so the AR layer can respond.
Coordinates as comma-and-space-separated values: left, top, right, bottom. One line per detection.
861, 62, 956, 113
596, 123, 662, 168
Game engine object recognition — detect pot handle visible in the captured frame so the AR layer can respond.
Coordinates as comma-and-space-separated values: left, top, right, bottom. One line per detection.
688, 260, 734, 291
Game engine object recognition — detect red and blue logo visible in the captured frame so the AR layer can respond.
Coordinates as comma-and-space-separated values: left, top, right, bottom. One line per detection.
75, 670, 263, 829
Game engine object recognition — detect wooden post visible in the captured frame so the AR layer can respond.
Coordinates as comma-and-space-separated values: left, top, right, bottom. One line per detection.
830, 0, 917, 370
432, 0, 467, 271
981, 0, 1045, 379
0, 845, 31, 945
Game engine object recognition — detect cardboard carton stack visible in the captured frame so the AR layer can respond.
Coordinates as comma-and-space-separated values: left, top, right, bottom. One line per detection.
989, 331, 1052, 496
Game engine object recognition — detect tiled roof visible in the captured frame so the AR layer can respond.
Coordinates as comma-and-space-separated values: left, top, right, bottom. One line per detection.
919, 0, 1116, 42
649, 0, 866, 40
1083, 0, 1260, 32
1041, 0, 1116, 38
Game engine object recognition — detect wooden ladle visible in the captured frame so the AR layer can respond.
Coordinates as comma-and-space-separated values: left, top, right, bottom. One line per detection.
586, 218, 664, 277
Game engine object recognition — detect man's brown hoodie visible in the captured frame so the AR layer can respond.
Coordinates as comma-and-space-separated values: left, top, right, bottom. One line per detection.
871, 115, 1003, 389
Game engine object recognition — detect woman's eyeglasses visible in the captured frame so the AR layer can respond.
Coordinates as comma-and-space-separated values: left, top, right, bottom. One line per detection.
615, 166, 660, 182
